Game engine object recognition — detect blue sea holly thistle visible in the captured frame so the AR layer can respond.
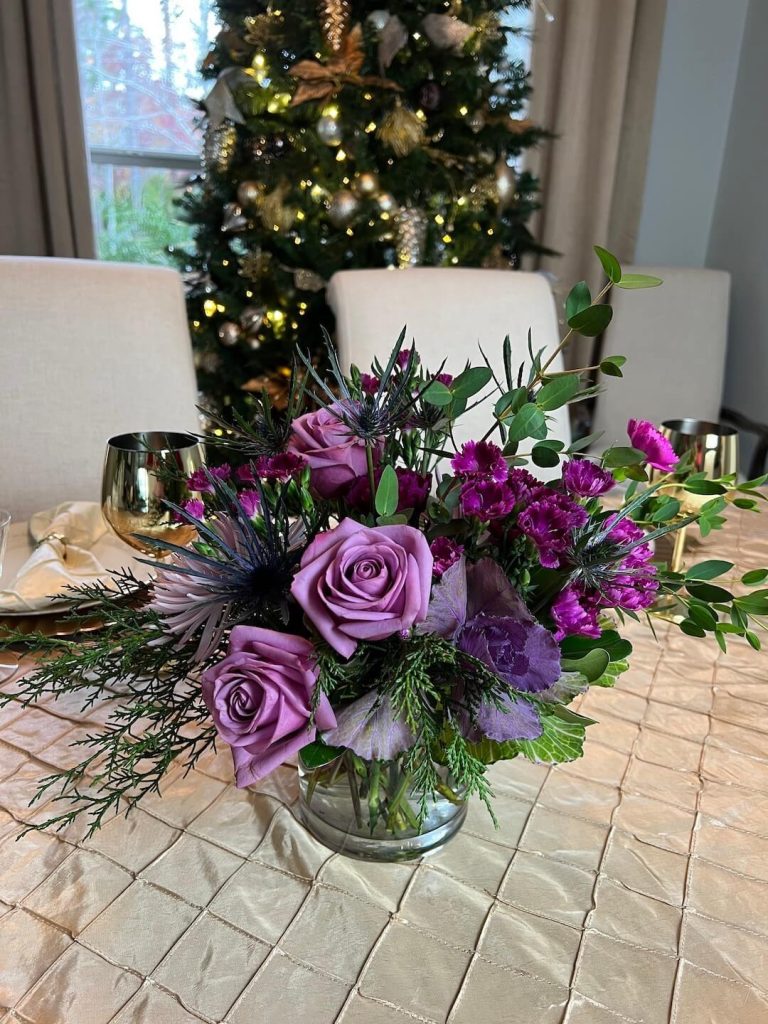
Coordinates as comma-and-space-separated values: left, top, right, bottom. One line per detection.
2, 247, 768, 844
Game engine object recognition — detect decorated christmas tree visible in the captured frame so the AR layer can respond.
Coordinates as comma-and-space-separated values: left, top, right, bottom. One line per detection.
178, 0, 545, 416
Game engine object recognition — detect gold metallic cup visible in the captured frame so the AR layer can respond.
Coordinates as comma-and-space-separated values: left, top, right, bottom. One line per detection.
658, 419, 739, 572
102, 431, 205, 555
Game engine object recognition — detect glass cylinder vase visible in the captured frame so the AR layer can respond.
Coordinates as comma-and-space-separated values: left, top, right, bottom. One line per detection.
297, 752, 467, 861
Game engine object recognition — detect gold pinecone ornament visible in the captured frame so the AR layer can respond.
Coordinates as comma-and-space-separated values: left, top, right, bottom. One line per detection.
318, 0, 350, 52
203, 123, 238, 173
395, 206, 428, 268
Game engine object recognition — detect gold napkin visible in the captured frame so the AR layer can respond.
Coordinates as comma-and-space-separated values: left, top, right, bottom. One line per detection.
0, 502, 109, 613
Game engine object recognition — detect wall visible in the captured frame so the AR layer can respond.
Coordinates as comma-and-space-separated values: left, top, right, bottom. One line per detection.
634, 0, 749, 266
707, 0, 768, 448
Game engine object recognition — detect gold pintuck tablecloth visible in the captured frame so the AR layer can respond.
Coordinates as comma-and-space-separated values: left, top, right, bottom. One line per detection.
2, 510, 768, 1023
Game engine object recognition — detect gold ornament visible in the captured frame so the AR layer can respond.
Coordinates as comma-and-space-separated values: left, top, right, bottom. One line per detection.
318, 0, 351, 52
316, 114, 343, 146
379, 104, 425, 157
238, 250, 272, 281
260, 183, 297, 232
395, 205, 428, 267
289, 24, 400, 106
494, 159, 517, 209
217, 321, 242, 347
237, 180, 264, 207
203, 123, 237, 173
353, 171, 380, 197
328, 189, 360, 227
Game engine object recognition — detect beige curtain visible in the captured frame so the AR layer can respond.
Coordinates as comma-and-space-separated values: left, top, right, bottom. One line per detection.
0, 0, 95, 257
527, 0, 667, 364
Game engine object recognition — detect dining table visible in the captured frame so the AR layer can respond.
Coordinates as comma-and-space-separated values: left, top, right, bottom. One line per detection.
1, 505, 768, 1024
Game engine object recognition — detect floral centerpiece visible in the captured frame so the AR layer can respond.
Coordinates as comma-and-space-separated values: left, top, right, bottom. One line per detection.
4, 248, 767, 860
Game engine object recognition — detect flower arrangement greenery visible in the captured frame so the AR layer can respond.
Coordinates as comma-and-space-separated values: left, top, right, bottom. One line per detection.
4, 246, 767, 852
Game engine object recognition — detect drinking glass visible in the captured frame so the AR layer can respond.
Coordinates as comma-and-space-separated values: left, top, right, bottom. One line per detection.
658, 419, 739, 571
102, 432, 205, 556
0, 509, 10, 578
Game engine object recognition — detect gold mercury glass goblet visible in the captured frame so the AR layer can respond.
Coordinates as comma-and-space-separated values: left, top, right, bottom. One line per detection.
656, 419, 739, 573
102, 431, 206, 556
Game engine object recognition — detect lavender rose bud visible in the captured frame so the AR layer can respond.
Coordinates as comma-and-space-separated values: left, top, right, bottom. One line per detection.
291, 518, 433, 658
627, 419, 678, 473
201, 626, 336, 788
288, 405, 379, 499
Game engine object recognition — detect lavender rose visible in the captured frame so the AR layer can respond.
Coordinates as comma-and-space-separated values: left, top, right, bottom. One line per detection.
291, 518, 433, 658
288, 405, 379, 499
201, 626, 336, 788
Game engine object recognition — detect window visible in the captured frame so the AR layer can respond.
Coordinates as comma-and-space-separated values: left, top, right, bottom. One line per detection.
74, 0, 218, 264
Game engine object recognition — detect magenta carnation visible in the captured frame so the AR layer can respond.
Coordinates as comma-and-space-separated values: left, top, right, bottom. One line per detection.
360, 372, 380, 395
254, 451, 307, 481
238, 489, 261, 518
235, 464, 255, 484
507, 468, 542, 506
627, 419, 678, 472
291, 518, 433, 658
187, 464, 231, 493
562, 459, 615, 497
461, 480, 517, 521
452, 440, 508, 483
518, 492, 589, 568
181, 498, 205, 521
201, 626, 336, 787
430, 536, 464, 578
396, 347, 418, 369
288, 405, 379, 500
551, 586, 601, 641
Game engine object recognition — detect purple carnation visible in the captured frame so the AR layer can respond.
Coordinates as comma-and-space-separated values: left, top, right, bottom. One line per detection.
518, 492, 589, 569
396, 347, 418, 369
182, 498, 205, 521
551, 586, 601, 641
254, 451, 307, 481
452, 440, 508, 483
507, 468, 542, 506
360, 372, 380, 395
187, 464, 232, 493
562, 459, 615, 497
435, 372, 454, 387
430, 536, 464, 578
627, 419, 678, 473
235, 464, 255, 485
238, 489, 261, 518
460, 479, 517, 521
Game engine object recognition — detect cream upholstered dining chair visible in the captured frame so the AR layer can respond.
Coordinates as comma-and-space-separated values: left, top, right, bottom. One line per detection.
327, 268, 572, 456
0, 257, 199, 520
591, 266, 731, 450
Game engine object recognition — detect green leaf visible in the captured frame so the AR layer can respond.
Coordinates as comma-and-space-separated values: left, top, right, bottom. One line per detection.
567, 303, 614, 337
567, 431, 604, 453
506, 404, 547, 443
561, 649, 610, 683
684, 479, 727, 496
560, 630, 632, 662
733, 498, 758, 511
532, 443, 561, 468
600, 355, 627, 377
421, 380, 453, 407
603, 446, 646, 469
735, 590, 768, 616
594, 245, 622, 283
299, 740, 344, 770
565, 280, 591, 321
451, 366, 493, 400
616, 273, 663, 289
374, 464, 399, 518
536, 374, 581, 411
685, 560, 734, 581
591, 659, 630, 688
680, 619, 706, 638
685, 582, 733, 603
376, 513, 409, 526
747, 631, 762, 651
495, 387, 528, 420
688, 603, 718, 630
649, 498, 681, 522
742, 569, 768, 586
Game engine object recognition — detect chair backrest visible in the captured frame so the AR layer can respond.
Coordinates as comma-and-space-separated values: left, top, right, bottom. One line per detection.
592, 265, 731, 449
0, 257, 199, 519
327, 268, 571, 458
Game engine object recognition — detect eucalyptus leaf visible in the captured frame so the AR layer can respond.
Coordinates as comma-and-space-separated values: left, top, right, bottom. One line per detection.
451, 366, 493, 400
421, 380, 453, 407
536, 374, 581, 411
616, 273, 663, 289
594, 245, 622, 283
603, 446, 646, 469
374, 464, 399, 518
685, 581, 733, 603
565, 280, 591, 321
685, 560, 733, 581
567, 303, 613, 337
506, 404, 547, 443
532, 443, 561, 468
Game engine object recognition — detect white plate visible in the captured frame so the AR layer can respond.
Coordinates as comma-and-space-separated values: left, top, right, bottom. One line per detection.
0, 520, 153, 616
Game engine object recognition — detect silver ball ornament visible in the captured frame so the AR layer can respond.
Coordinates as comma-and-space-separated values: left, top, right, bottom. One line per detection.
328, 189, 360, 227
316, 114, 343, 147
494, 159, 517, 208
353, 171, 380, 197
376, 191, 397, 213
217, 321, 242, 347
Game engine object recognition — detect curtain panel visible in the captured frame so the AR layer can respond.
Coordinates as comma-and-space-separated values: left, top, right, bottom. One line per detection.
0, 0, 95, 257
